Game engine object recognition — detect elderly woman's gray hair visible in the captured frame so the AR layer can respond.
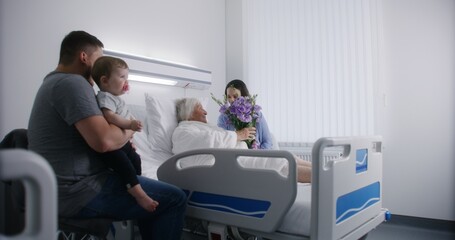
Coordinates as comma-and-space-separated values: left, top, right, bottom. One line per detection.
175, 98, 201, 122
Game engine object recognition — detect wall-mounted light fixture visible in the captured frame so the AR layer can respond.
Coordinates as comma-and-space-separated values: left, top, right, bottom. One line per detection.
103, 49, 212, 90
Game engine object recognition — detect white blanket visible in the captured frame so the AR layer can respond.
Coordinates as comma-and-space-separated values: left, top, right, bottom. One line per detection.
172, 121, 239, 153
172, 121, 289, 176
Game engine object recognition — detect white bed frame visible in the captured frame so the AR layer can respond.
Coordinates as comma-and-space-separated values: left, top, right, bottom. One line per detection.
157, 136, 389, 240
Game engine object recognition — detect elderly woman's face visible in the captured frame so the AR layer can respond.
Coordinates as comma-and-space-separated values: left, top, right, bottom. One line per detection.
189, 103, 207, 123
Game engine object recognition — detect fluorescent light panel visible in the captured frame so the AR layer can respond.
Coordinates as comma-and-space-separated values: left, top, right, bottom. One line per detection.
128, 74, 177, 86
103, 49, 211, 89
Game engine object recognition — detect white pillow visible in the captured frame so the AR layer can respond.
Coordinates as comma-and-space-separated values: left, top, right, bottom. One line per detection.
127, 104, 148, 134
144, 93, 177, 160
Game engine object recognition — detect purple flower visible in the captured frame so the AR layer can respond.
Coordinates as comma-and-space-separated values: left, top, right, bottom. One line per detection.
211, 93, 262, 149
251, 141, 259, 149
219, 103, 230, 113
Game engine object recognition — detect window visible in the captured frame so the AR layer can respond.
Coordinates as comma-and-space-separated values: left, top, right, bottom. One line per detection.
243, 0, 382, 142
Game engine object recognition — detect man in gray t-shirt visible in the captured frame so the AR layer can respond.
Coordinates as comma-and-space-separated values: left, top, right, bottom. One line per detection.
28, 31, 186, 240
28, 70, 108, 216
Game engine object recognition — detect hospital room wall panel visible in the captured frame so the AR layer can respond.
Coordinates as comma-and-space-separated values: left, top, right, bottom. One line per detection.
380, 0, 455, 221
0, 0, 226, 138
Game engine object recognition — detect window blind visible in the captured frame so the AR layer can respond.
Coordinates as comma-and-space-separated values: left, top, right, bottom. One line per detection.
243, 0, 382, 142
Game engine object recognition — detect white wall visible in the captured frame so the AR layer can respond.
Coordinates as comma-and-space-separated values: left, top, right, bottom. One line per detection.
225, 0, 243, 82
380, 0, 455, 221
226, 0, 455, 221
0, 0, 226, 137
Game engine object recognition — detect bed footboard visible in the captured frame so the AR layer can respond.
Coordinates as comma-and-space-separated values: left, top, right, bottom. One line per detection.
157, 148, 297, 233
311, 136, 386, 240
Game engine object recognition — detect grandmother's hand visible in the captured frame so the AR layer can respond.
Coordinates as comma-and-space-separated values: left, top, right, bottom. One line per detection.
236, 127, 256, 141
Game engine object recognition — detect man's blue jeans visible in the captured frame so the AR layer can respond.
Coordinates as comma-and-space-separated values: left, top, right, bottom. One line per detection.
75, 174, 187, 239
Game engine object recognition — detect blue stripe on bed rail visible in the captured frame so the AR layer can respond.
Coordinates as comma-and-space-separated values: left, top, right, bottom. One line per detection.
336, 182, 380, 224
356, 148, 368, 173
188, 191, 271, 218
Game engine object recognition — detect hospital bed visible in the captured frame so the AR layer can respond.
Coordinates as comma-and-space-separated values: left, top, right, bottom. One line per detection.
127, 95, 390, 240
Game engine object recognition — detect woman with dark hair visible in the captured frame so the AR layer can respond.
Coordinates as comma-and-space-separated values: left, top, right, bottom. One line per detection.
217, 79, 274, 149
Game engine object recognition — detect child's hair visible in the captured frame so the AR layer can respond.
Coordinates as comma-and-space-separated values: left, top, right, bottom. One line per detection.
175, 98, 201, 122
92, 56, 128, 86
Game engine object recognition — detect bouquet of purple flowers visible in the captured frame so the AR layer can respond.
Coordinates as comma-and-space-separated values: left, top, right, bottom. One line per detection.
211, 93, 262, 149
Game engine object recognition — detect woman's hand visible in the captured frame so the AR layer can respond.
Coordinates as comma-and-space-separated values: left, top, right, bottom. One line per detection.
236, 127, 256, 141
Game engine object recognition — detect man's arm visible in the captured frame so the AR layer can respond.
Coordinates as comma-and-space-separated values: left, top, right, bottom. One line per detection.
75, 115, 134, 152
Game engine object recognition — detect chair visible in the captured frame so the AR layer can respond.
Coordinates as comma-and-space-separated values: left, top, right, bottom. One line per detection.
57, 218, 113, 240
0, 149, 57, 240
0, 129, 28, 236
0, 129, 115, 240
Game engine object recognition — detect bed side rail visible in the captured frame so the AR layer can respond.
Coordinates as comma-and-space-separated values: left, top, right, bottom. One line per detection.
157, 148, 297, 233
311, 136, 385, 240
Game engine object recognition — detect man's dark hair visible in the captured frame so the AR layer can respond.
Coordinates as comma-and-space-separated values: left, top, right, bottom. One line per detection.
58, 31, 104, 65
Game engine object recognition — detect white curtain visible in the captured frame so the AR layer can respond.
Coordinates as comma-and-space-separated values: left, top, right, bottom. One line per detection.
243, 0, 382, 142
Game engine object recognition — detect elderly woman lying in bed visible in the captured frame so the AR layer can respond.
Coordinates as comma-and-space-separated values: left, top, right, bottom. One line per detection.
171, 98, 312, 183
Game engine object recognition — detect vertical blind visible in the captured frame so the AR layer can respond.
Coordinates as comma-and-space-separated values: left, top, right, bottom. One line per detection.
243, 0, 382, 142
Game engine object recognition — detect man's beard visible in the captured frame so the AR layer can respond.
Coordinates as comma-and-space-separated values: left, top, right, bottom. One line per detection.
83, 67, 93, 85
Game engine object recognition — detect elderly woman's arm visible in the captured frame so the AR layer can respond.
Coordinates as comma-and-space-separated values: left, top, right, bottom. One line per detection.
172, 122, 238, 154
